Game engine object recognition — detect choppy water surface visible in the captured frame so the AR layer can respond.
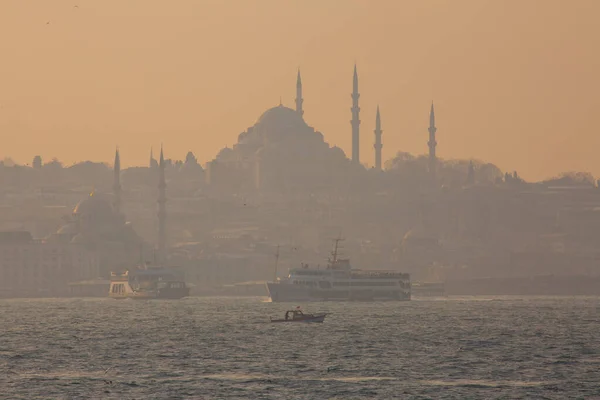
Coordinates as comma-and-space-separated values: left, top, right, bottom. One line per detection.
1, 296, 599, 399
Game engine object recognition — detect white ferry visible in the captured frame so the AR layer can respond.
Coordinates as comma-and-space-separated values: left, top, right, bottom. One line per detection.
109, 264, 189, 300
266, 239, 411, 302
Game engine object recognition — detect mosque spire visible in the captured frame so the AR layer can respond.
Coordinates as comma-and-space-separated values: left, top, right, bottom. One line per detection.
374, 105, 383, 171
157, 145, 167, 264
295, 69, 304, 118
113, 147, 121, 214
351, 64, 361, 164
428, 102, 438, 180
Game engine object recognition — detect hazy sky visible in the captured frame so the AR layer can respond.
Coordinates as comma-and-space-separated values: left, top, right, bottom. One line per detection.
0, 0, 598, 180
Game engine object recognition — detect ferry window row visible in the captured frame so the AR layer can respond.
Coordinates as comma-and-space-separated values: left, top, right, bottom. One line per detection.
293, 280, 316, 286
293, 270, 331, 276
332, 281, 399, 287
350, 274, 410, 279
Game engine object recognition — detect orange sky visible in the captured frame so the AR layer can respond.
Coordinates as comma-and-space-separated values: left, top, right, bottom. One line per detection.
0, 0, 598, 181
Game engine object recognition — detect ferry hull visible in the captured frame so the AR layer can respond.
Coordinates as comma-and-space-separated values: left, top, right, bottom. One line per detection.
266, 282, 410, 302
156, 287, 190, 299
109, 289, 189, 300
267, 282, 312, 302
109, 281, 189, 300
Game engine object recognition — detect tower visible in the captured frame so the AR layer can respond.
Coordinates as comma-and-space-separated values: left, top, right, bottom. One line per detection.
428, 102, 437, 179
113, 147, 121, 214
157, 146, 167, 264
374, 105, 383, 171
295, 69, 304, 117
351, 64, 361, 164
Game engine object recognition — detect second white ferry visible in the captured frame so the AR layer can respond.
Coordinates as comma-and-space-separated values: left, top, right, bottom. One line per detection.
109, 264, 190, 300
266, 239, 411, 302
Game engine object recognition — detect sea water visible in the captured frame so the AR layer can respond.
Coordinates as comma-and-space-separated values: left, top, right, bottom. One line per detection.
1, 296, 599, 399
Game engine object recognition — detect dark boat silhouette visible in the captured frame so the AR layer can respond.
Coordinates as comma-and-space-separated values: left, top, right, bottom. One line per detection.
270, 309, 327, 323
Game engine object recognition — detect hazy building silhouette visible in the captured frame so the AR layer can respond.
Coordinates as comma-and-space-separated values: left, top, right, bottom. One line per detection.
32, 155, 42, 170
0, 231, 98, 297
45, 189, 143, 277
6, 65, 600, 297
205, 70, 364, 193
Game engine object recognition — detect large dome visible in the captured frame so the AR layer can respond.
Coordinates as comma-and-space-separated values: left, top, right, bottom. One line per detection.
73, 192, 114, 217
256, 104, 306, 131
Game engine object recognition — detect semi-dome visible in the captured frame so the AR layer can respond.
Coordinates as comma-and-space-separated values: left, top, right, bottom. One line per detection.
330, 145, 347, 159
216, 147, 234, 160
73, 192, 113, 217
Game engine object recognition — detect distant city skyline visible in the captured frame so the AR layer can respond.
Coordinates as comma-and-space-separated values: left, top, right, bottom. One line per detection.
1, 0, 599, 180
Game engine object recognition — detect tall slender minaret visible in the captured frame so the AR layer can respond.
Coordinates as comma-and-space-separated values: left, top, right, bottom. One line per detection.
374, 105, 383, 171
113, 147, 121, 214
157, 146, 167, 264
295, 69, 304, 118
351, 64, 361, 164
428, 102, 437, 179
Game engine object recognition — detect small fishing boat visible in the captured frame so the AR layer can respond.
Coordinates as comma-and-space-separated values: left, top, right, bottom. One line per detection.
270, 308, 327, 323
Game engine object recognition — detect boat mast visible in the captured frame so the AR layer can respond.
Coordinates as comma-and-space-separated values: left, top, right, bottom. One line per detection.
328, 236, 343, 267
273, 245, 280, 281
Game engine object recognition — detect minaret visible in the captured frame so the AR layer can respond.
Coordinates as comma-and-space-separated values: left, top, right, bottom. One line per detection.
295, 69, 304, 118
428, 102, 437, 179
113, 147, 121, 214
373, 105, 383, 171
157, 146, 167, 264
351, 64, 361, 164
